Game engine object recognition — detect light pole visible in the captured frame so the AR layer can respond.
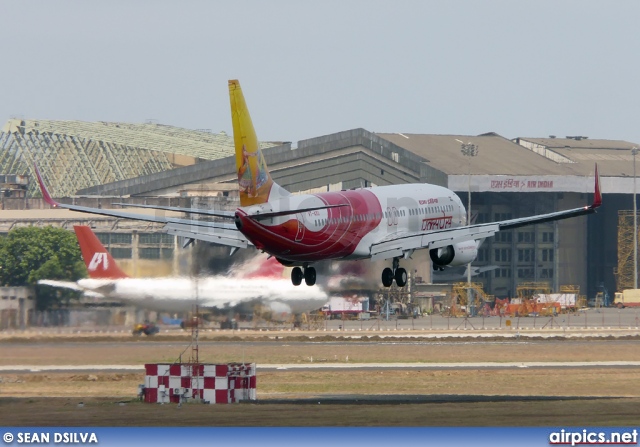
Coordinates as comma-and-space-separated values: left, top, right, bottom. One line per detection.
633, 147, 638, 290
459, 141, 479, 314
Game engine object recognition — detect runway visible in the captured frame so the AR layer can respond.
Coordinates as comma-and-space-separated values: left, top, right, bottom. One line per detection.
2, 339, 639, 427
2, 360, 640, 373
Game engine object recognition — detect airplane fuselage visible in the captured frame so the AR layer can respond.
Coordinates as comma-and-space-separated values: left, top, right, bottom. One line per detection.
77, 276, 328, 316
235, 184, 469, 263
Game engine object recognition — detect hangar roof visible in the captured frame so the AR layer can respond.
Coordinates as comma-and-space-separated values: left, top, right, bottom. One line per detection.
377, 133, 639, 178
515, 137, 639, 178
0, 118, 279, 197
518, 136, 636, 151
377, 133, 571, 175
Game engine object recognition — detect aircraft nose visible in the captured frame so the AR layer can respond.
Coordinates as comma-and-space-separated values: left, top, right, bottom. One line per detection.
234, 212, 243, 230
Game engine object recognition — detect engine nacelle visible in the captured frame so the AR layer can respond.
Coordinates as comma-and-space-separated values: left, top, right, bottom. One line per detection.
430, 240, 478, 267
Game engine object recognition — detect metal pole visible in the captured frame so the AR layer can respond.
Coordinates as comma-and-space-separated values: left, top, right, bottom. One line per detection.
633, 147, 638, 290
467, 154, 472, 287
460, 142, 478, 316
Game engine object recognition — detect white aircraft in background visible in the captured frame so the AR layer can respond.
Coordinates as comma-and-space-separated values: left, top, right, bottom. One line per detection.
35, 80, 603, 289
38, 226, 328, 318
432, 265, 499, 282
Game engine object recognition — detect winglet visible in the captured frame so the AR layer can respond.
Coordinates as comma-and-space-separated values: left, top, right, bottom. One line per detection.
34, 164, 59, 208
591, 163, 602, 209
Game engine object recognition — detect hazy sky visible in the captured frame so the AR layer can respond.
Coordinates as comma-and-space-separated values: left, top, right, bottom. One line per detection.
2, 1, 639, 145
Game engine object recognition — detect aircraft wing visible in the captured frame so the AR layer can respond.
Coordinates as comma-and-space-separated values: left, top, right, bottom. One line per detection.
370, 224, 500, 261
37, 280, 105, 298
370, 206, 593, 262
371, 165, 602, 261
114, 202, 348, 221
35, 165, 245, 243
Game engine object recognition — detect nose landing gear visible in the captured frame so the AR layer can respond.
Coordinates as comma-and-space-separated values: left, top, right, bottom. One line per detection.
381, 257, 407, 287
291, 265, 317, 286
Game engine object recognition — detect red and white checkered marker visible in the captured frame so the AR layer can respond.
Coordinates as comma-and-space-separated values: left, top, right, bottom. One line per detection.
143, 363, 256, 404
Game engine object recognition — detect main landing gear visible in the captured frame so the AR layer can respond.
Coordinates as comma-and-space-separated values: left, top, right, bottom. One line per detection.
291, 264, 316, 286
381, 257, 407, 288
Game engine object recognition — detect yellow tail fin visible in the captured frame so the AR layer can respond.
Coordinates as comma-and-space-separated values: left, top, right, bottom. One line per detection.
229, 79, 281, 206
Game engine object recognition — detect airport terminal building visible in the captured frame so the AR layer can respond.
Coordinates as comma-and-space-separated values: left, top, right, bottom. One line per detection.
0, 119, 637, 299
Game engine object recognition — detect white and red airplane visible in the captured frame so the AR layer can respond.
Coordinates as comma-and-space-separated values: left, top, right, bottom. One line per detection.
35, 80, 602, 288
38, 225, 328, 317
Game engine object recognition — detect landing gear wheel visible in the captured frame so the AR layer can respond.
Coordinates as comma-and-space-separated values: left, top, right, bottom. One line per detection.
395, 267, 407, 287
382, 268, 394, 287
291, 267, 303, 286
304, 267, 317, 286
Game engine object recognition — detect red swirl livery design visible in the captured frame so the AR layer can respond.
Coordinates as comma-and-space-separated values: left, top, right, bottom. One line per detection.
34, 80, 603, 288
235, 190, 382, 262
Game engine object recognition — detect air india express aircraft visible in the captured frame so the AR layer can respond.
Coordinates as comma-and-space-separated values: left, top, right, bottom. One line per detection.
35, 80, 602, 288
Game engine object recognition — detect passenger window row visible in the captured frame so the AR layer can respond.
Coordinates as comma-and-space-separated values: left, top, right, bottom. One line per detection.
312, 204, 456, 227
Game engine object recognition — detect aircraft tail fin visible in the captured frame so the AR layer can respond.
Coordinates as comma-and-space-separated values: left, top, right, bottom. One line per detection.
229, 79, 289, 206
74, 226, 129, 279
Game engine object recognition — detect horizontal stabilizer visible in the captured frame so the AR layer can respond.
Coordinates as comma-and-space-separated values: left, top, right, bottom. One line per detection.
113, 203, 235, 219
164, 223, 251, 249
37, 280, 105, 298
38, 279, 85, 292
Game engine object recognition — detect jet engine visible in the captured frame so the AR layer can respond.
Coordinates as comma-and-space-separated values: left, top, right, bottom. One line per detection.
430, 240, 478, 268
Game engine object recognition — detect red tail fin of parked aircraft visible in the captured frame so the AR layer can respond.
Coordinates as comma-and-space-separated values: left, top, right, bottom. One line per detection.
74, 226, 128, 279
